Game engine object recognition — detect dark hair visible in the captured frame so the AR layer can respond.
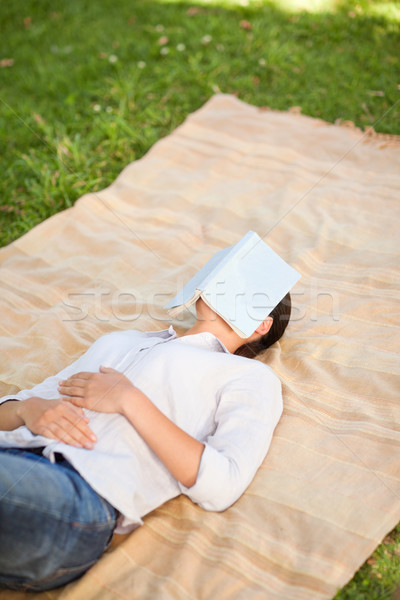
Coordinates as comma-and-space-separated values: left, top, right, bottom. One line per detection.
234, 292, 292, 358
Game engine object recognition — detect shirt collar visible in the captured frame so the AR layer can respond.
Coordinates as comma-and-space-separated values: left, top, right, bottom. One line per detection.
173, 331, 230, 354
145, 326, 230, 354
143, 325, 177, 340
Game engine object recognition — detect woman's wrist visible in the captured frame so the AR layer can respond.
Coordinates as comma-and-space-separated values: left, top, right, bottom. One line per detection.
0, 398, 25, 430
119, 385, 144, 419
15, 397, 35, 424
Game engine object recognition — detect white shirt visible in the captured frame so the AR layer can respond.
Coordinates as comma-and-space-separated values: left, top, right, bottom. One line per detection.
0, 327, 282, 533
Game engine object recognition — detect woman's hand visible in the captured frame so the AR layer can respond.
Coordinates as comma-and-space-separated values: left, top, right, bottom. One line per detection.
17, 396, 96, 449
60, 367, 204, 487
58, 366, 134, 414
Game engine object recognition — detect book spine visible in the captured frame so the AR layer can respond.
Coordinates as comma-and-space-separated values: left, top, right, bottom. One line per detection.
201, 231, 258, 289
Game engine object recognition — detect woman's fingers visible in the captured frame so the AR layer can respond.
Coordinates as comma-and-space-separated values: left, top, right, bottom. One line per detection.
58, 373, 91, 391
61, 372, 91, 381
58, 382, 85, 398
42, 419, 94, 449
58, 373, 100, 401
43, 403, 96, 448
18, 397, 96, 449
60, 395, 88, 409
99, 365, 117, 374
57, 368, 131, 415
62, 401, 92, 426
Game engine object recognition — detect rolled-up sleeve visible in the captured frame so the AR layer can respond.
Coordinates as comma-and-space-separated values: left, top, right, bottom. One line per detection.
178, 364, 283, 511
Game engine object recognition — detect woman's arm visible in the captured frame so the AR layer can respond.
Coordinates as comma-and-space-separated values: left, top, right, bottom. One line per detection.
0, 332, 126, 444
121, 387, 205, 488
0, 400, 24, 430
58, 367, 205, 488
0, 397, 96, 449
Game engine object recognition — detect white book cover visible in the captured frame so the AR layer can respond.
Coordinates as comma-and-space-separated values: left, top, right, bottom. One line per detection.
164, 231, 301, 338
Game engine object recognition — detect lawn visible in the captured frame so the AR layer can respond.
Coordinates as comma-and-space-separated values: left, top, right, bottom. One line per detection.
1, 0, 399, 597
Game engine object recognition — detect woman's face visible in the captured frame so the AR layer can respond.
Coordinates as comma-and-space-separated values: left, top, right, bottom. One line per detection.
195, 298, 218, 322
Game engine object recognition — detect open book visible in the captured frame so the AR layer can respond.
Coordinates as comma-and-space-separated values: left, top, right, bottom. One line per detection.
164, 231, 301, 338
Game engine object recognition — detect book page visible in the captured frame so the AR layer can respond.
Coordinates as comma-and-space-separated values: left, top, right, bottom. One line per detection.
165, 231, 300, 337
164, 234, 255, 311
200, 236, 300, 337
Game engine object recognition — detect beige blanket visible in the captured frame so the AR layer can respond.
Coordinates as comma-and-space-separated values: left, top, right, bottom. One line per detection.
1, 94, 399, 600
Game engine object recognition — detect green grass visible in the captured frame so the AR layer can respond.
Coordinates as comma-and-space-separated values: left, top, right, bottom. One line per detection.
334, 524, 400, 600
1, 0, 399, 597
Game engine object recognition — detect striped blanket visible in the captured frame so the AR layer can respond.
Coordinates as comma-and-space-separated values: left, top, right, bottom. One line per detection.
1, 94, 399, 600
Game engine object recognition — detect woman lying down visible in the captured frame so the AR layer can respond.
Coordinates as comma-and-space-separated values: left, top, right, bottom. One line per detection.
0, 235, 299, 591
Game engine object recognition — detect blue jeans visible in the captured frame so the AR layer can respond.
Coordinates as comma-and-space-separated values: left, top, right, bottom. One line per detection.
0, 447, 118, 591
